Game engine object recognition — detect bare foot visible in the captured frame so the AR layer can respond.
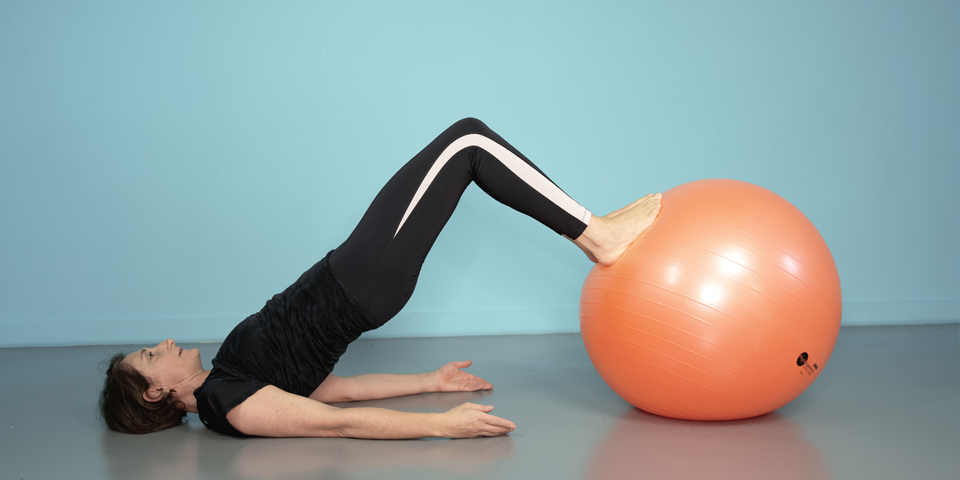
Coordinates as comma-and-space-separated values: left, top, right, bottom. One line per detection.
570, 193, 662, 266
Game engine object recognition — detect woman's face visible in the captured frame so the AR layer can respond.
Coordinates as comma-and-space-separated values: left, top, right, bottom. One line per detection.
122, 339, 202, 393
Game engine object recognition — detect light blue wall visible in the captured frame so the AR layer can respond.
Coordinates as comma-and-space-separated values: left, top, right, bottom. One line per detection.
1, 0, 957, 347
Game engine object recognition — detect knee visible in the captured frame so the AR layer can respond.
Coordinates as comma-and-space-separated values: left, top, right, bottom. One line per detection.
450, 117, 491, 136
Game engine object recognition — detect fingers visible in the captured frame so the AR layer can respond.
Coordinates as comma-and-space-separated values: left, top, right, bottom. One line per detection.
484, 413, 516, 430
480, 412, 516, 436
463, 373, 493, 391
460, 402, 494, 412
456, 362, 493, 389
448, 403, 516, 438
440, 361, 494, 391
443, 360, 472, 369
468, 404, 516, 436
466, 403, 516, 429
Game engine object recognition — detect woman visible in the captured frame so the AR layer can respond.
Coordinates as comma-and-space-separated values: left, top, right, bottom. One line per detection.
99, 118, 661, 439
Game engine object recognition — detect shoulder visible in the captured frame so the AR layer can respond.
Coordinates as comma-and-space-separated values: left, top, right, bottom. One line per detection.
196, 372, 271, 437
225, 385, 342, 437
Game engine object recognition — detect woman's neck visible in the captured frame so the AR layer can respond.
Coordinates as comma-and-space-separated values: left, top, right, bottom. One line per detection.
175, 369, 211, 414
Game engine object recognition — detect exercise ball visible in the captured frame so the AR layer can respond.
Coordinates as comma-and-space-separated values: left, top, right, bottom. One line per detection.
579, 179, 842, 421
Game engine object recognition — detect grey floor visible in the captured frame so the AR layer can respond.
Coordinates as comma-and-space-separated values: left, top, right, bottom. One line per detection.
1, 324, 958, 480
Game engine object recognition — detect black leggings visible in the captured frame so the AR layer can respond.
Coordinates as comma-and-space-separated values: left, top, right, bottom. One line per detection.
329, 118, 592, 328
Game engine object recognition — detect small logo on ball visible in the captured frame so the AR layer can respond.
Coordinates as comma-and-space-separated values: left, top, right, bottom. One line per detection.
797, 352, 809, 367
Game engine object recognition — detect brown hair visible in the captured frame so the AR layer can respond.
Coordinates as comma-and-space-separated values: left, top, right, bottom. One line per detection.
99, 352, 187, 434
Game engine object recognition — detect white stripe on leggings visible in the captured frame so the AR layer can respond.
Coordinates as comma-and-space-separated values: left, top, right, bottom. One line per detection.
394, 134, 592, 237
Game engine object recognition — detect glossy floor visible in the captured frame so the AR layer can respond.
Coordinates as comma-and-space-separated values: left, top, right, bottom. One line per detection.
1, 324, 958, 480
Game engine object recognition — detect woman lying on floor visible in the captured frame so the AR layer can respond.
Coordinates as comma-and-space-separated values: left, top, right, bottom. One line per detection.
99, 118, 661, 439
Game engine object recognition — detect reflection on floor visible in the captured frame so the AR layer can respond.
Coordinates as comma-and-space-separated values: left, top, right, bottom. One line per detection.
1, 324, 958, 480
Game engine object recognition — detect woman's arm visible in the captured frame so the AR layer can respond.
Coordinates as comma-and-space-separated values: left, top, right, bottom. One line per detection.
310, 373, 433, 403
227, 385, 515, 439
310, 361, 493, 403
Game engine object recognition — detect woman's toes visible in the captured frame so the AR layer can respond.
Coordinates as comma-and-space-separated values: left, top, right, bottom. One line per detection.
606, 194, 654, 219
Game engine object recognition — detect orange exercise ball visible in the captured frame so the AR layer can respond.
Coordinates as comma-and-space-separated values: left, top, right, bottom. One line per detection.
580, 179, 842, 421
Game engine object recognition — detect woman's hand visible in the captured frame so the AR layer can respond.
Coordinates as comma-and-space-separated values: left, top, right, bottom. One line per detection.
433, 361, 493, 393
439, 402, 515, 438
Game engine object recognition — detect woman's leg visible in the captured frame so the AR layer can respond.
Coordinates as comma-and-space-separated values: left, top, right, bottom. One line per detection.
329, 118, 594, 327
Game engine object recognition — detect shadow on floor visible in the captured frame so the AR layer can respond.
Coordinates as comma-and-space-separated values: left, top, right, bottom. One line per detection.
583, 409, 832, 480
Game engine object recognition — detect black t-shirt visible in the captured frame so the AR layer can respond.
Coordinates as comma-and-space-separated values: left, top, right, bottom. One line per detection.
194, 252, 374, 437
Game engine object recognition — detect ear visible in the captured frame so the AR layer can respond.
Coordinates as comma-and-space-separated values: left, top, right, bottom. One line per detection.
142, 386, 165, 403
